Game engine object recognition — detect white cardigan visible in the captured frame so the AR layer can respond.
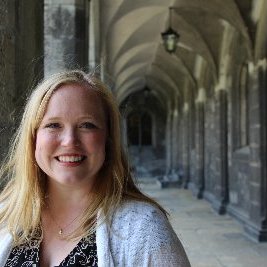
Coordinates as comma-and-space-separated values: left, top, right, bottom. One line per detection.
0, 200, 191, 267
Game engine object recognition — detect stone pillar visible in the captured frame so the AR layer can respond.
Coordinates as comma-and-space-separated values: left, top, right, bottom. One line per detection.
245, 60, 267, 241
165, 110, 173, 173
182, 103, 190, 188
0, 0, 43, 162
195, 101, 205, 198
0, 0, 16, 161
170, 94, 180, 178
121, 116, 128, 147
212, 88, 229, 214
171, 109, 179, 172
159, 107, 182, 188
44, 0, 89, 76
15, 0, 44, 108
89, 0, 100, 70
189, 88, 206, 198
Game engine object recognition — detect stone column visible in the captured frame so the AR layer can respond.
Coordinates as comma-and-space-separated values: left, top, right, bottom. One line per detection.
159, 107, 182, 188
14, 0, 44, 108
0, 0, 16, 161
0, 0, 43, 163
169, 108, 180, 183
121, 116, 128, 147
44, 0, 89, 76
89, 0, 100, 70
212, 88, 229, 214
195, 101, 205, 198
189, 88, 206, 197
182, 103, 190, 188
171, 109, 179, 172
165, 110, 173, 174
245, 60, 267, 241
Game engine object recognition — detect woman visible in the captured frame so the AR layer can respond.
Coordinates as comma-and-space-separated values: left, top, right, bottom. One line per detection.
0, 70, 190, 267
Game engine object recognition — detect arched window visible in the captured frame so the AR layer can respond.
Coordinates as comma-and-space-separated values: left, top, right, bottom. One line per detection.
127, 111, 152, 146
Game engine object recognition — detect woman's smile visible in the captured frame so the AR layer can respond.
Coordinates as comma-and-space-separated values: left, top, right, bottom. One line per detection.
55, 154, 87, 167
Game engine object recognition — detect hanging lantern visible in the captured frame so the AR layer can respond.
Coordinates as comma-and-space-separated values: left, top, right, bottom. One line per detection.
161, 7, 180, 54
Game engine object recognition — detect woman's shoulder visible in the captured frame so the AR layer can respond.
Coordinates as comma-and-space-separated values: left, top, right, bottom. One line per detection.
111, 199, 174, 239
107, 200, 191, 266
115, 199, 166, 221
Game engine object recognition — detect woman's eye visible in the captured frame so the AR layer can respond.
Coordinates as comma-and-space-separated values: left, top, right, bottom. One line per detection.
45, 123, 60, 129
80, 122, 97, 129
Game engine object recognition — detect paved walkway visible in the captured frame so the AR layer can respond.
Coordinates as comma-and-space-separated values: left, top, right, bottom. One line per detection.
139, 180, 267, 267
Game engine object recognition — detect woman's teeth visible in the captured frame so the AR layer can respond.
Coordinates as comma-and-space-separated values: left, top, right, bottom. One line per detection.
57, 156, 85, 163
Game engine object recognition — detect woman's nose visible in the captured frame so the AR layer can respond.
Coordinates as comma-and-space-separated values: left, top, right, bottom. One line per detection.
60, 129, 80, 147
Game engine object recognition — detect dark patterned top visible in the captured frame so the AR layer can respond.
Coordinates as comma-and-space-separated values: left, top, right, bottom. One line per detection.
4, 228, 98, 267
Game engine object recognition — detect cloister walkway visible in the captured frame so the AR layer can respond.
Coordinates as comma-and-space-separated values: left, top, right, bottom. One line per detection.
139, 179, 267, 267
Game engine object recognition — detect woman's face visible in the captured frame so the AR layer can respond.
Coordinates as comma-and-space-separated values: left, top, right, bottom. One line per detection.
35, 83, 107, 189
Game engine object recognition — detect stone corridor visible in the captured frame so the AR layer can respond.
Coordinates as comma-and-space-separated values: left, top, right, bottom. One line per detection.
140, 179, 267, 267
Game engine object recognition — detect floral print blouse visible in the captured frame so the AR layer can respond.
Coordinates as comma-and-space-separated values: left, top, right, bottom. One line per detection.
4, 227, 98, 267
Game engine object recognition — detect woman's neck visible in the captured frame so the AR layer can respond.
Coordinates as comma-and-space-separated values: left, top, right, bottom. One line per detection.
43, 183, 93, 240
45, 181, 93, 214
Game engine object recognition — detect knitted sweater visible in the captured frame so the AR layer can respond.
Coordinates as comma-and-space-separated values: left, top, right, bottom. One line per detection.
0, 200, 191, 267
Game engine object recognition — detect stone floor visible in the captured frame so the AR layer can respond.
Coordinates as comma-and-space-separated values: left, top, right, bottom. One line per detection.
139, 179, 267, 267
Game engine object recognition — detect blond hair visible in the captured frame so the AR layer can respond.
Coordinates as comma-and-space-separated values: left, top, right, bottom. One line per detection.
0, 70, 166, 245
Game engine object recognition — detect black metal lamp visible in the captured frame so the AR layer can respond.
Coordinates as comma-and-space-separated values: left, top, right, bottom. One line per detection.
143, 86, 151, 98
161, 7, 180, 54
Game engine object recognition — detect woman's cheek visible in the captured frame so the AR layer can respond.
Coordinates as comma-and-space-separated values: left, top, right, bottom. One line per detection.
35, 131, 58, 151
85, 132, 106, 150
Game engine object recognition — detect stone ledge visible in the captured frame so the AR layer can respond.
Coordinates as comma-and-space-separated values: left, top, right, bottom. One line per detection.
157, 175, 182, 188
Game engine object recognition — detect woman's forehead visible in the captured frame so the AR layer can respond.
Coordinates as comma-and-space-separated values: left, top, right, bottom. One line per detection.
42, 83, 107, 120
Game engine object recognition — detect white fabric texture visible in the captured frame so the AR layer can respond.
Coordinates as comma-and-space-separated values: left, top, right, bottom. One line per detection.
0, 200, 190, 267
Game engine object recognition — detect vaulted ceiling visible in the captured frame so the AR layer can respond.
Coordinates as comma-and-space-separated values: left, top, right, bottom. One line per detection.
100, 0, 261, 107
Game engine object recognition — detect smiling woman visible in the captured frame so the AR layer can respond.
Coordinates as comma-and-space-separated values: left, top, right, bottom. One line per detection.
0, 70, 190, 267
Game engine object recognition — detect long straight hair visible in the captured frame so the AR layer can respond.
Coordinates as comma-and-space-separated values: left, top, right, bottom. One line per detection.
0, 70, 166, 245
